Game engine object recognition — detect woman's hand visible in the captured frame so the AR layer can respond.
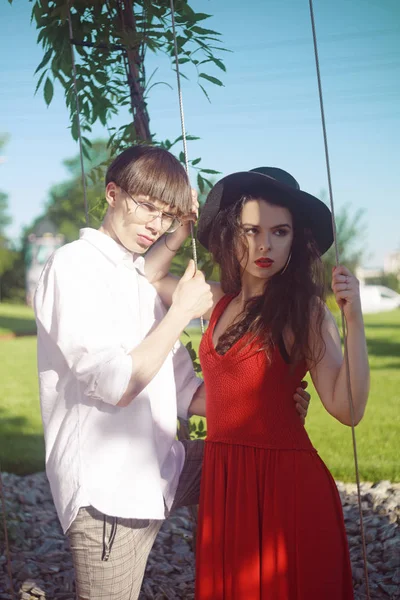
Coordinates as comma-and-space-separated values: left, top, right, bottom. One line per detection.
331, 266, 362, 323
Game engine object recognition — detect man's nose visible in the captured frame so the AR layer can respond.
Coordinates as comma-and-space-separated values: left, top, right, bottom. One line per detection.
146, 214, 164, 233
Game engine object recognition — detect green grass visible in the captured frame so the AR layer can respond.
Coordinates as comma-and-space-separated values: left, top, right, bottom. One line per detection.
0, 302, 37, 335
0, 336, 45, 474
0, 303, 399, 481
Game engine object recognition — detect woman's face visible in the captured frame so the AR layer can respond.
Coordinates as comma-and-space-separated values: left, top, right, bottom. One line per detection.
237, 198, 293, 281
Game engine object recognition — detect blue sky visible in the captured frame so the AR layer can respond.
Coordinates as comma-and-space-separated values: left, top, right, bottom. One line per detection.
1, 0, 399, 267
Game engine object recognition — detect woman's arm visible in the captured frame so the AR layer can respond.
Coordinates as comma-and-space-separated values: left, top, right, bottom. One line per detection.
309, 266, 369, 426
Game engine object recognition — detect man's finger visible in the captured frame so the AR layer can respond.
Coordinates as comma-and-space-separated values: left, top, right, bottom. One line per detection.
294, 393, 309, 410
296, 387, 310, 402
295, 402, 307, 417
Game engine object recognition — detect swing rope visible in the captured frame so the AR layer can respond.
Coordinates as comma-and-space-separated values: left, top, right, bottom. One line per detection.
169, 0, 205, 335
308, 1, 370, 597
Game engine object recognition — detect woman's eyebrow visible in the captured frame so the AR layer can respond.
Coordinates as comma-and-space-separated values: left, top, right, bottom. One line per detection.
271, 223, 292, 229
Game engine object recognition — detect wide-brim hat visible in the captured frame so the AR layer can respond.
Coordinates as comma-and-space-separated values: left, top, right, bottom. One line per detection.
197, 167, 334, 256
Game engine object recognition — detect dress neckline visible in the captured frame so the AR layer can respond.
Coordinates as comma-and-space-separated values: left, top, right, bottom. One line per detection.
207, 294, 295, 366
209, 294, 249, 358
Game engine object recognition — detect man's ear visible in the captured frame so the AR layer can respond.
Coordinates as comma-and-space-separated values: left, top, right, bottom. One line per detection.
105, 182, 118, 208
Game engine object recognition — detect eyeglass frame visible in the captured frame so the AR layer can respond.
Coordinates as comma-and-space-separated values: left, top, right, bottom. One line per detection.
118, 186, 182, 233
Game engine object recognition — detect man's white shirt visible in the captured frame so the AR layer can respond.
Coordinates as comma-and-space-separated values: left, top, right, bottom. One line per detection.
34, 228, 202, 533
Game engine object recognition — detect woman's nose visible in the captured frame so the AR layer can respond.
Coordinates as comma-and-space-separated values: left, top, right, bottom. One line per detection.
259, 234, 272, 252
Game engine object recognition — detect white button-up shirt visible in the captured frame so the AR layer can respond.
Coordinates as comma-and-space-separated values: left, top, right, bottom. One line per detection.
34, 228, 202, 533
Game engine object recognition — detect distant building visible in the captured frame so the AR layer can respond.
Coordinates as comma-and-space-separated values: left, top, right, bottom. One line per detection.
25, 219, 64, 306
384, 251, 400, 277
356, 266, 383, 285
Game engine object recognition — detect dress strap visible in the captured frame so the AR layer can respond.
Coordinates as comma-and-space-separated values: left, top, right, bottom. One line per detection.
278, 335, 291, 364
208, 294, 236, 329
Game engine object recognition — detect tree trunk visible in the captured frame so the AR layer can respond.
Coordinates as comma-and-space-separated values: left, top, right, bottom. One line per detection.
117, 1, 152, 144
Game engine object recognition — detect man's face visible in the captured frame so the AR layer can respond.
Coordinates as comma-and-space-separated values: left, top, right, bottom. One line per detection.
104, 182, 180, 253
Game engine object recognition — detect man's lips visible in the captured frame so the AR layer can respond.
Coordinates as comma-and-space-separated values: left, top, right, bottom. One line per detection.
255, 258, 274, 268
137, 234, 156, 247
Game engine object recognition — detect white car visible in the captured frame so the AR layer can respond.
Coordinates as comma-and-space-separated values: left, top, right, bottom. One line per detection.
360, 285, 400, 314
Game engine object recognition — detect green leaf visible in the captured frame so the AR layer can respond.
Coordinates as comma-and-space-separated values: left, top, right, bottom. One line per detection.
197, 173, 205, 194
71, 115, 79, 141
200, 168, 220, 175
191, 26, 221, 36
203, 177, 216, 189
82, 137, 92, 148
212, 57, 227, 72
191, 157, 201, 166
192, 13, 213, 22
34, 69, 47, 95
199, 73, 224, 87
35, 48, 52, 74
43, 77, 54, 106
94, 71, 108, 85
199, 84, 211, 103
82, 144, 91, 161
198, 419, 204, 432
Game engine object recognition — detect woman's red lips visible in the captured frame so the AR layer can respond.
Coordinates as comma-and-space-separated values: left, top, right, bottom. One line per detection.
255, 258, 274, 268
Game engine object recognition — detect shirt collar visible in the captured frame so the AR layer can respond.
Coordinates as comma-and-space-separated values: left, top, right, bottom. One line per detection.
79, 228, 146, 275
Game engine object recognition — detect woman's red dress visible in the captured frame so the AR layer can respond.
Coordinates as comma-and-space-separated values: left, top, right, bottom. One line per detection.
195, 295, 354, 599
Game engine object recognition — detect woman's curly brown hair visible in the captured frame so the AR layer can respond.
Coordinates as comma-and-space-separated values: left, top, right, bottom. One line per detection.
209, 194, 326, 364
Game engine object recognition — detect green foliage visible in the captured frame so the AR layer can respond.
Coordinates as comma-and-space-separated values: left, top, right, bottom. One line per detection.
183, 338, 202, 373
0, 192, 11, 235
366, 273, 400, 293
322, 201, 367, 283
189, 416, 207, 439
22, 140, 111, 246
30, 0, 228, 155
0, 135, 15, 285
0, 247, 26, 304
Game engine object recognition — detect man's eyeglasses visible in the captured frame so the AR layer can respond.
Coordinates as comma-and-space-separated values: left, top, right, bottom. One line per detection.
120, 187, 181, 233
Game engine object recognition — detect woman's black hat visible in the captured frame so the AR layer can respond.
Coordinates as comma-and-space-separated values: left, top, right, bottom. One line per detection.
197, 167, 334, 256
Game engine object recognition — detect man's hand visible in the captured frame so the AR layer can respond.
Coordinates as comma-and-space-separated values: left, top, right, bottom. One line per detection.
294, 380, 311, 425
163, 189, 199, 252
180, 188, 199, 229
172, 260, 213, 320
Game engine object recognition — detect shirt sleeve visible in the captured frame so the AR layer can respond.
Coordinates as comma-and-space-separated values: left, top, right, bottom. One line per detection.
34, 251, 132, 406
171, 339, 203, 420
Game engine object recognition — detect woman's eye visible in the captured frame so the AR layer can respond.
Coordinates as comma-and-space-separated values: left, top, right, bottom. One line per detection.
244, 228, 258, 235
274, 228, 288, 237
